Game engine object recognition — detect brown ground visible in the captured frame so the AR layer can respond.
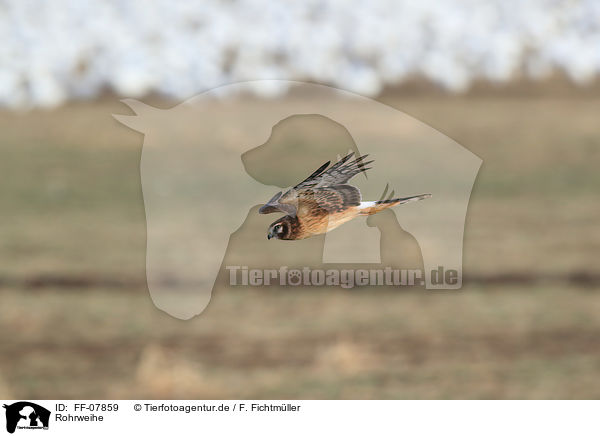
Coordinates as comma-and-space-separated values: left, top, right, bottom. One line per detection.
0, 94, 598, 399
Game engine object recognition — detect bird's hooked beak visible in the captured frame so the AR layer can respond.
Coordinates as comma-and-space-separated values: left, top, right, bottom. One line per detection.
267, 228, 274, 240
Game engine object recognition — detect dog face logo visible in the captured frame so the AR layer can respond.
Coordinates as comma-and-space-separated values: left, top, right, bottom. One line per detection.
3, 402, 50, 434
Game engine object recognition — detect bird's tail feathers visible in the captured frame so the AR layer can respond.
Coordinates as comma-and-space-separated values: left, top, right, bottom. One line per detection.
359, 194, 431, 215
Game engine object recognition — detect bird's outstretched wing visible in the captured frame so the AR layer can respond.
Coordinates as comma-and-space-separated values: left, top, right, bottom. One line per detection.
259, 153, 372, 216
293, 152, 372, 189
258, 190, 296, 215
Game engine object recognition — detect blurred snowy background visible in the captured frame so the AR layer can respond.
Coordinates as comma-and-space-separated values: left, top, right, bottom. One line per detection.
1, 0, 600, 108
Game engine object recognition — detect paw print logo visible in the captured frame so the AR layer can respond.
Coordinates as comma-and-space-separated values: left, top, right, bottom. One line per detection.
287, 270, 302, 286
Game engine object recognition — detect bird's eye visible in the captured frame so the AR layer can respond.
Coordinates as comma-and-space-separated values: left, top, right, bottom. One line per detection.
275, 224, 282, 232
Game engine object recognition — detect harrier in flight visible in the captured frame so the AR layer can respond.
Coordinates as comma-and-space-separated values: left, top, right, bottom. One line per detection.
260, 153, 431, 240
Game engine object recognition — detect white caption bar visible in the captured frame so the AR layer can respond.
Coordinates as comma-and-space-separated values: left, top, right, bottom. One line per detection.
1, 400, 597, 435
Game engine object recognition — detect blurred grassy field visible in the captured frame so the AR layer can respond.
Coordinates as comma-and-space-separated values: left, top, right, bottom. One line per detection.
0, 96, 599, 399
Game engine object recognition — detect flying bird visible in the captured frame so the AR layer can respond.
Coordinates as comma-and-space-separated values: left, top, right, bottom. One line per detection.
260, 153, 431, 240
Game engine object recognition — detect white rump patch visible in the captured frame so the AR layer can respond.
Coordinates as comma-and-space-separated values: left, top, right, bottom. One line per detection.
358, 201, 376, 209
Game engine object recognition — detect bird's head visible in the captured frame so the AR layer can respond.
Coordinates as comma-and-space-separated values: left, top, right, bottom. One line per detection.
267, 216, 293, 240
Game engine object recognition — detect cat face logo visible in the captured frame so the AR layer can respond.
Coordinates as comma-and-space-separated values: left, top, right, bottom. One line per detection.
3, 402, 50, 434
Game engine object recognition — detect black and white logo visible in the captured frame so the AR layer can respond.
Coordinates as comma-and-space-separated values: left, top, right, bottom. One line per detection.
3, 402, 50, 434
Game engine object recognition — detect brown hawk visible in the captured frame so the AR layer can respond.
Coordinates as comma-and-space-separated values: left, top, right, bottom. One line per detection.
259, 153, 431, 240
